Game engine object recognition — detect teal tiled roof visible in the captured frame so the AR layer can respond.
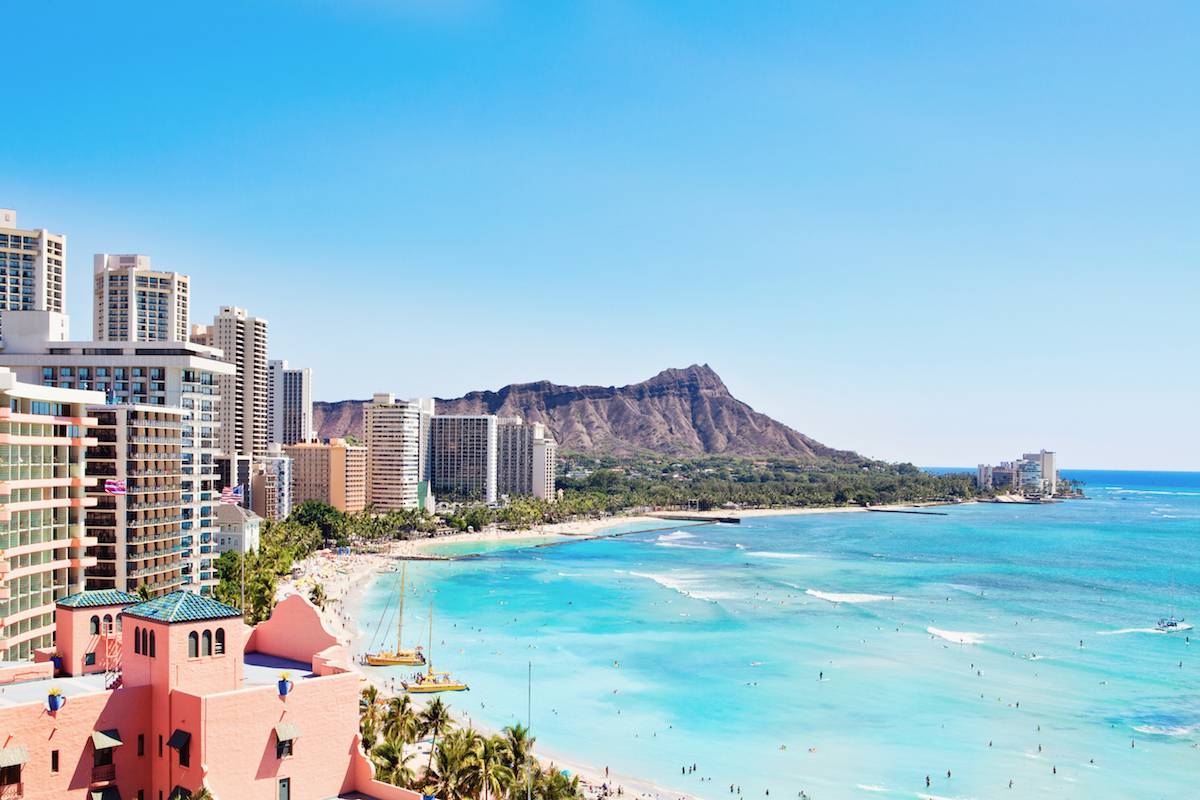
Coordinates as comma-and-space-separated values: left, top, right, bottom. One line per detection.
121, 591, 242, 624
57, 590, 141, 609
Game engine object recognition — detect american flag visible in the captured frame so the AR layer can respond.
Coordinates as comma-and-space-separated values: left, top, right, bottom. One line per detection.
104, 479, 127, 495
220, 484, 244, 505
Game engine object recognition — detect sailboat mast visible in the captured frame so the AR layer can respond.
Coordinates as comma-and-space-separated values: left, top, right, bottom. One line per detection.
427, 601, 435, 675
396, 563, 407, 650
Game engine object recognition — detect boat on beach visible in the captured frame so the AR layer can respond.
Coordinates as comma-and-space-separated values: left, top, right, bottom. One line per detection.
363, 563, 426, 667
402, 602, 468, 693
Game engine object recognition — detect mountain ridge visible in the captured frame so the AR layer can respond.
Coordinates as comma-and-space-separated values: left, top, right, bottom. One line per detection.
313, 364, 859, 461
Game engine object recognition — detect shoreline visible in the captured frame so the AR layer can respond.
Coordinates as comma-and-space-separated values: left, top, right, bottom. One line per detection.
278, 536, 693, 800
278, 500, 970, 799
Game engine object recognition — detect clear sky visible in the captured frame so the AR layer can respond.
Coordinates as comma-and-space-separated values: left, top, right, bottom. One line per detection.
5, 2, 1197, 470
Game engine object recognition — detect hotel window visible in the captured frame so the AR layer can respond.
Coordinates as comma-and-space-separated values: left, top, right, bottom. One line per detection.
149, 630, 156, 658
202, 630, 212, 656
215, 628, 225, 655
138, 734, 145, 756
188, 631, 198, 658
51, 749, 59, 773
134, 626, 141, 654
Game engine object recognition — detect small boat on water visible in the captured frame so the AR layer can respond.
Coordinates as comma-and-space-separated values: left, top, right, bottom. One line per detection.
1155, 615, 1191, 633
402, 602, 468, 694
363, 563, 425, 667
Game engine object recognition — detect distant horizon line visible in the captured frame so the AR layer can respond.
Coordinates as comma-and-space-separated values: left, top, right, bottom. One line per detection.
920, 466, 1200, 475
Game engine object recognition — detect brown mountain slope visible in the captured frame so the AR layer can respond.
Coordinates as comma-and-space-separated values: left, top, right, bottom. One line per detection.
314, 364, 858, 461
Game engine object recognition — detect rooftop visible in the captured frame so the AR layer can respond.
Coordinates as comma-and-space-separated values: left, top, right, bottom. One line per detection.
243, 652, 317, 686
121, 591, 242, 624
0, 671, 107, 708
57, 590, 141, 609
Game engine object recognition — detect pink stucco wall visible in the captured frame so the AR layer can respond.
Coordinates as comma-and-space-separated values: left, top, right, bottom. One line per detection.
56, 602, 124, 677
0, 684, 152, 800
245, 594, 338, 664
0, 591, 422, 800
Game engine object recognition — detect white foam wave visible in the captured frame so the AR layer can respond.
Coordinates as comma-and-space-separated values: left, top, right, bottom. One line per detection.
806, 589, 894, 604
927, 627, 985, 644
748, 551, 813, 560
1133, 724, 1198, 737
1112, 489, 1200, 497
856, 785, 887, 793
556, 572, 583, 577
656, 530, 695, 542
628, 570, 736, 601
1099, 623, 1193, 635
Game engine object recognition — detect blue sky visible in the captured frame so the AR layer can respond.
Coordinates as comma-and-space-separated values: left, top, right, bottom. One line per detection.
5, 2, 1197, 470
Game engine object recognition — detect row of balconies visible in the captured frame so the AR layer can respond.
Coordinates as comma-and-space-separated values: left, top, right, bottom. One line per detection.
128, 561, 180, 579
127, 435, 184, 445
126, 498, 182, 512
127, 528, 183, 546
126, 544, 183, 561
127, 514, 184, 529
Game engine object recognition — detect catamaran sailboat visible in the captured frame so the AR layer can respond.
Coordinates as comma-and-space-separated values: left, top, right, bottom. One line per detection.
1155, 615, 1192, 633
364, 563, 426, 666
402, 602, 468, 694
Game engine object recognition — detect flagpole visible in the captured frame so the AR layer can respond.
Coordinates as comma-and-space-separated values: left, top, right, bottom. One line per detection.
527, 660, 532, 800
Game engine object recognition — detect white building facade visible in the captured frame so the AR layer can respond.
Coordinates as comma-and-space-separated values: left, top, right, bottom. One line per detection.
267, 358, 313, 446
0, 209, 65, 347
92, 254, 190, 343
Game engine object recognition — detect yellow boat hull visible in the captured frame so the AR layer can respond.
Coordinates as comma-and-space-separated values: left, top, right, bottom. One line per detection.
403, 681, 469, 693
365, 651, 425, 667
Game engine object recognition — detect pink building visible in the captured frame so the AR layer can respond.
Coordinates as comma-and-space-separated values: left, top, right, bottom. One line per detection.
0, 589, 420, 800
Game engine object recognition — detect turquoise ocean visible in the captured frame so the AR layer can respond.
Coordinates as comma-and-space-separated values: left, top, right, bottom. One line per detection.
359, 470, 1199, 799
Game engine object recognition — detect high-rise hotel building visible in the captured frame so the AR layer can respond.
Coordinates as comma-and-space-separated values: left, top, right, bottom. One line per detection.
363, 394, 433, 511
267, 358, 313, 446
285, 438, 367, 513
0, 367, 101, 660
84, 404, 186, 597
92, 253, 190, 342
195, 306, 268, 458
429, 415, 498, 504
0, 311, 235, 595
0, 209, 65, 347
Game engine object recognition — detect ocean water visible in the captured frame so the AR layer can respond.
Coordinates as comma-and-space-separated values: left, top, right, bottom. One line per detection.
359, 471, 1199, 799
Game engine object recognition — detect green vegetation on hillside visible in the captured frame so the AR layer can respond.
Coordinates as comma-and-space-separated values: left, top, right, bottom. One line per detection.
555, 454, 977, 511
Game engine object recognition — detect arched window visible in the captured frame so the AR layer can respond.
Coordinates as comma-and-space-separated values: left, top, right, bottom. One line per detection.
102, 614, 113, 634
141, 628, 149, 656
188, 631, 198, 658
214, 628, 225, 656
134, 626, 142, 655
90, 615, 100, 635
149, 630, 156, 658
201, 630, 212, 657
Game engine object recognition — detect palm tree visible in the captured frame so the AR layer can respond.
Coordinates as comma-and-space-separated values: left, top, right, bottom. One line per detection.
424, 728, 481, 800
382, 694, 421, 745
309, 582, 327, 610
419, 697, 454, 774
475, 732, 515, 800
359, 685, 381, 749
501, 724, 535, 791
534, 764, 582, 800
371, 732, 417, 787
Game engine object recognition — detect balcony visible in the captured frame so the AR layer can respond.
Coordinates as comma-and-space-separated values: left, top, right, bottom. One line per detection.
127, 514, 184, 529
